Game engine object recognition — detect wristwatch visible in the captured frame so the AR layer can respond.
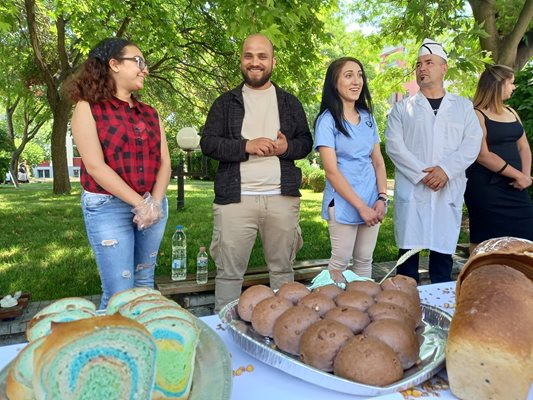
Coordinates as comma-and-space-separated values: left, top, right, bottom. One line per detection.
377, 195, 390, 207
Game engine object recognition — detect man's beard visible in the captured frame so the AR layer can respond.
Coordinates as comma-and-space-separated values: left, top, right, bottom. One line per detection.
241, 67, 272, 88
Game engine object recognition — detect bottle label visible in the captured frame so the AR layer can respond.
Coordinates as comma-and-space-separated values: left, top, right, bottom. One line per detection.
172, 260, 184, 268
197, 258, 208, 267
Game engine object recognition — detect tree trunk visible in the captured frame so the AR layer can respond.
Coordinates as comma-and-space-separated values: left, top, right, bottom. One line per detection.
9, 154, 20, 185
51, 97, 71, 194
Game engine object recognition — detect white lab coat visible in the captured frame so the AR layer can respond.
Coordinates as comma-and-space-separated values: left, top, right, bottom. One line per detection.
385, 91, 482, 254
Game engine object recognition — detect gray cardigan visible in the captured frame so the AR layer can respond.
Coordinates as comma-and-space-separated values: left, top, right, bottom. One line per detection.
200, 82, 312, 205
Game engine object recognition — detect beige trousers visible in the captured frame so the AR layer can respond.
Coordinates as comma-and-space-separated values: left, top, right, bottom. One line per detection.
327, 206, 380, 278
210, 195, 303, 312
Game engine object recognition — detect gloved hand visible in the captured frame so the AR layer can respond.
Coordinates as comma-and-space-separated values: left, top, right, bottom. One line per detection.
132, 193, 163, 230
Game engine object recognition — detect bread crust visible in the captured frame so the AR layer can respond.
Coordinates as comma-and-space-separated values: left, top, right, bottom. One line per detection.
447, 264, 533, 400
458, 237, 533, 297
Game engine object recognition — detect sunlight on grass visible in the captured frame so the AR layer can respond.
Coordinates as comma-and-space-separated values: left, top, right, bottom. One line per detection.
1, 180, 466, 301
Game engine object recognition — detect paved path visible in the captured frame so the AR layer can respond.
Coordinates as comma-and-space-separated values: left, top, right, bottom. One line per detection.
0, 256, 465, 346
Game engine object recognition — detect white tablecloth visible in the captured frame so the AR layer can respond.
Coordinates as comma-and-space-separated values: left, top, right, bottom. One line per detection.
0, 282, 458, 400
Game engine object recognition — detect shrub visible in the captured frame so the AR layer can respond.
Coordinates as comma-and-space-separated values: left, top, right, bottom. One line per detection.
308, 169, 326, 193
507, 64, 533, 197
296, 159, 314, 189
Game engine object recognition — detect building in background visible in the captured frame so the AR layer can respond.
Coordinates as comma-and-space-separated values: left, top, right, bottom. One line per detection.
32, 133, 81, 179
380, 45, 419, 106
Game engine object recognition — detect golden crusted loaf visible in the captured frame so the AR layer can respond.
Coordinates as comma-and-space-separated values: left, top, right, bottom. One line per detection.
446, 264, 533, 400
457, 236, 533, 297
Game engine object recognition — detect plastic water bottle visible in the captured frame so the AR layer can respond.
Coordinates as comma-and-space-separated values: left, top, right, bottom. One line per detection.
196, 246, 209, 284
171, 225, 187, 281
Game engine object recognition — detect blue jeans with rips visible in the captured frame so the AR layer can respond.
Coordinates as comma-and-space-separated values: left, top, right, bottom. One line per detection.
81, 191, 168, 309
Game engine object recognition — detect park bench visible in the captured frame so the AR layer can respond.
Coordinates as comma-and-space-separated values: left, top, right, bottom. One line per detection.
154, 259, 329, 296
155, 242, 471, 297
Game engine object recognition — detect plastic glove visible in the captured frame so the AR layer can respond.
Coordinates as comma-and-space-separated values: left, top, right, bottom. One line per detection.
131, 193, 163, 230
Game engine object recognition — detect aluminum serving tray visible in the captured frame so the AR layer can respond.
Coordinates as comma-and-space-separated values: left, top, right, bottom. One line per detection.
220, 300, 451, 397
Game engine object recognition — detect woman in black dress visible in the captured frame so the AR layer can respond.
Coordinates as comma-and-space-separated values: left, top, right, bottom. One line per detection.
465, 64, 533, 253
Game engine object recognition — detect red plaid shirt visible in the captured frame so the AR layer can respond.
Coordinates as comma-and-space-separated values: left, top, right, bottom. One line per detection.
81, 97, 162, 195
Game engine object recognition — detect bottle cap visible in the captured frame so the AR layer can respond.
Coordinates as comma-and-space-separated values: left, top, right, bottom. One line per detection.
176, 225, 183, 230
199, 246, 206, 252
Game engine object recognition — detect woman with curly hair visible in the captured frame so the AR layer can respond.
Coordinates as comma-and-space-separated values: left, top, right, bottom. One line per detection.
67, 38, 171, 308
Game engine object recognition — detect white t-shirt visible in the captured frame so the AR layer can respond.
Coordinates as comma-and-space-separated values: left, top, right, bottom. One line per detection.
240, 84, 281, 194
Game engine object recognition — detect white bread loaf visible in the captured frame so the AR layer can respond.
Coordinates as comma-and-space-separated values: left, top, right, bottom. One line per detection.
446, 264, 533, 400
457, 236, 533, 298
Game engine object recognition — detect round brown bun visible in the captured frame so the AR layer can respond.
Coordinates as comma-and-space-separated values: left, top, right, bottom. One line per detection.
298, 292, 336, 317
276, 282, 310, 304
346, 280, 382, 298
381, 275, 421, 307
312, 284, 343, 299
334, 335, 403, 386
300, 320, 354, 372
323, 306, 370, 334
363, 319, 419, 369
335, 290, 375, 312
367, 302, 417, 330
251, 296, 293, 337
238, 285, 275, 322
375, 290, 422, 327
272, 306, 321, 355
457, 236, 533, 298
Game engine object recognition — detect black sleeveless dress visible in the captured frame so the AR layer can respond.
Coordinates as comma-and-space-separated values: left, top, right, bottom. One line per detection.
464, 109, 533, 243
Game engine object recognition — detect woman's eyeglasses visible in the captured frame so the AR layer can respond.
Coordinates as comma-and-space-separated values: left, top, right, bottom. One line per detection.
117, 56, 148, 70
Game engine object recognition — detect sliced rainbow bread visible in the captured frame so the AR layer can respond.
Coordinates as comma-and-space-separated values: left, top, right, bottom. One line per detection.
31, 297, 96, 320
106, 287, 161, 315
32, 314, 157, 400
136, 305, 197, 326
26, 308, 97, 342
144, 317, 200, 400
6, 336, 46, 400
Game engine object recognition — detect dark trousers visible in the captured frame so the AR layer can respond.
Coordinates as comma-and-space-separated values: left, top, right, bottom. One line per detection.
397, 249, 453, 284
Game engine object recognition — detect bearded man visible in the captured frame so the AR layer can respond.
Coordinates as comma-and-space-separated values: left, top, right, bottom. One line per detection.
201, 33, 312, 311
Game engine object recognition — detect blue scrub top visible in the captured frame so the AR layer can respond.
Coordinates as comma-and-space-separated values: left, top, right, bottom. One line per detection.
314, 109, 380, 225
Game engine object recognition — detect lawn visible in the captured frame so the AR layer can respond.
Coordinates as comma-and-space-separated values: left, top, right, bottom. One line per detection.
0, 180, 464, 301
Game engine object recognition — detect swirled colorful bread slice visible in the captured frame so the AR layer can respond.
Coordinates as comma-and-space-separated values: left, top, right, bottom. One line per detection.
6, 336, 46, 400
106, 287, 161, 315
143, 317, 200, 400
26, 308, 97, 342
119, 297, 177, 319
136, 305, 197, 326
32, 314, 157, 400
31, 297, 96, 320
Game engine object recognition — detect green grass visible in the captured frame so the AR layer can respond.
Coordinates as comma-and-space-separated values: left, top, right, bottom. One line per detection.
0, 180, 465, 301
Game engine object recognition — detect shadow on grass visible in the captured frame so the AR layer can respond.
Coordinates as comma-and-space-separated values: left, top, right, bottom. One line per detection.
0, 181, 400, 300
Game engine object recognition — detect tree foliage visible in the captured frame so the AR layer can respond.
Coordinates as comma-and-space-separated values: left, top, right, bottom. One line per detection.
346, 0, 533, 70
507, 63, 533, 142
2, 0, 335, 193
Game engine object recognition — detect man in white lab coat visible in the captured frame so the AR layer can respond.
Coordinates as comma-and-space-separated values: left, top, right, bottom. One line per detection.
385, 39, 482, 283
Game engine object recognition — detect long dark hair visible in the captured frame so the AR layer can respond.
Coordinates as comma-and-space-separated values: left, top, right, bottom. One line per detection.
314, 57, 373, 137
66, 37, 137, 103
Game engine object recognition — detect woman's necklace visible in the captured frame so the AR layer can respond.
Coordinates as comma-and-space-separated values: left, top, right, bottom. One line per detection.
344, 108, 360, 125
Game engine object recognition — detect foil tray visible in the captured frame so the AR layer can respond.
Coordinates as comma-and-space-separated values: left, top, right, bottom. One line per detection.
0, 317, 232, 400
220, 300, 451, 397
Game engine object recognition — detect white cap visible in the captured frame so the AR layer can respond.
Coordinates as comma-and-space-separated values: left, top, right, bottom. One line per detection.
418, 38, 447, 62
